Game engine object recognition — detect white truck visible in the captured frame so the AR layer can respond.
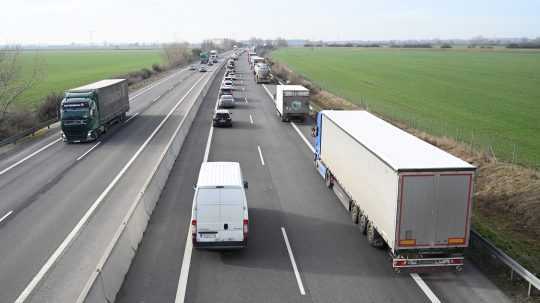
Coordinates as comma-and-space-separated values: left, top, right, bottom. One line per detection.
313, 110, 476, 271
274, 85, 310, 122
254, 63, 272, 84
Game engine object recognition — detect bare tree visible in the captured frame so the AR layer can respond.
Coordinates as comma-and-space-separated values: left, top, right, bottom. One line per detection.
162, 42, 193, 68
0, 47, 44, 118
274, 37, 288, 48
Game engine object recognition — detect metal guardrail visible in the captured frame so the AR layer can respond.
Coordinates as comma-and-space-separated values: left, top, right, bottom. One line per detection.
0, 118, 58, 148
470, 229, 539, 297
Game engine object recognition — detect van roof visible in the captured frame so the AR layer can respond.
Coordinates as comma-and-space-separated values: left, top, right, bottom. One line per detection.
277, 85, 309, 92
197, 162, 243, 188
321, 110, 475, 172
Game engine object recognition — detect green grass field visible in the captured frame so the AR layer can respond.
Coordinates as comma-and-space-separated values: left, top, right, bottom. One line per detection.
272, 47, 540, 167
16, 49, 164, 108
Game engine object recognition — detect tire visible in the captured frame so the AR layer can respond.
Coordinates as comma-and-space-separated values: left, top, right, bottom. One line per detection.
325, 170, 333, 188
367, 221, 384, 248
358, 213, 368, 234
350, 204, 359, 224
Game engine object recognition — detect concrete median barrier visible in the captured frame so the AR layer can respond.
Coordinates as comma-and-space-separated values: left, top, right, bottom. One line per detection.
76, 61, 225, 303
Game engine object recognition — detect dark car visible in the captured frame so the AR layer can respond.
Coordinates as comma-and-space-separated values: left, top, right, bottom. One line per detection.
213, 109, 232, 127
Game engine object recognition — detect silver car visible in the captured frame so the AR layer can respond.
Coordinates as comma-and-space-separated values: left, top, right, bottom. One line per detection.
219, 94, 235, 108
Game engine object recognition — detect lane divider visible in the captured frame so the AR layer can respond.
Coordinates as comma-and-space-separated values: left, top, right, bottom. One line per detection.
15, 74, 207, 303
0, 210, 13, 224
257, 145, 265, 166
76, 142, 101, 161
125, 112, 139, 123
0, 138, 62, 177
249, 114, 254, 125
281, 227, 306, 295
175, 81, 222, 303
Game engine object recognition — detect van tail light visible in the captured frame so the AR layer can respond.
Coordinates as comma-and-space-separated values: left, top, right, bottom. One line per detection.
191, 219, 197, 243
243, 219, 249, 239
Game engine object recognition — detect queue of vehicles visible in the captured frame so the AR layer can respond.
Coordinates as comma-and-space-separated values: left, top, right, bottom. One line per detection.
59, 50, 477, 271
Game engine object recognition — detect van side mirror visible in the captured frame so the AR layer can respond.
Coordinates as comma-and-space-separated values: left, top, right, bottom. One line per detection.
192, 183, 197, 190
243, 181, 248, 189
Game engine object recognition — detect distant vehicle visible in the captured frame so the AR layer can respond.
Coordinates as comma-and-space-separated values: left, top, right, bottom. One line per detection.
223, 79, 233, 87
250, 56, 264, 69
213, 109, 233, 127
191, 162, 249, 249
274, 85, 310, 122
189, 65, 197, 71
208, 61, 213, 66
219, 86, 233, 97
199, 66, 207, 72
210, 50, 218, 57
218, 94, 235, 108
200, 52, 209, 64
60, 79, 129, 143
213, 58, 218, 63
224, 76, 235, 82
255, 63, 272, 84
313, 110, 476, 272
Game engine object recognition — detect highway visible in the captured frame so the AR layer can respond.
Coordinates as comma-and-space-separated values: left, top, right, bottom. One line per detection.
0, 51, 511, 303
0, 63, 223, 302
116, 53, 510, 303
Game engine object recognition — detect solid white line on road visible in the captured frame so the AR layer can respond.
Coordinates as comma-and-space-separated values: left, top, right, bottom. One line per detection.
0, 210, 13, 224
262, 84, 273, 100
257, 145, 265, 166
14, 74, 207, 303
249, 114, 254, 125
76, 142, 101, 161
281, 227, 306, 295
410, 273, 441, 303
0, 138, 61, 177
175, 86, 219, 303
152, 95, 161, 103
291, 122, 315, 153
125, 112, 139, 123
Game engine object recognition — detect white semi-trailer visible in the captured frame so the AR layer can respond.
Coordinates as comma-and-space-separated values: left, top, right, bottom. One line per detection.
313, 110, 476, 271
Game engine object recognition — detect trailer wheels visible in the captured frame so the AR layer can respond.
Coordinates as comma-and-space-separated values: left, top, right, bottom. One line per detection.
358, 214, 368, 234
350, 204, 359, 224
367, 221, 384, 248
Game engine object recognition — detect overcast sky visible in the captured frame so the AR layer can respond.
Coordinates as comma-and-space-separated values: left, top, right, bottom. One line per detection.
1, 0, 539, 44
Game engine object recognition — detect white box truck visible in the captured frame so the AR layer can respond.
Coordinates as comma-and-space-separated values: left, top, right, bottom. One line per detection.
191, 162, 249, 249
274, 85, 310, 122
313, 110, 476, 271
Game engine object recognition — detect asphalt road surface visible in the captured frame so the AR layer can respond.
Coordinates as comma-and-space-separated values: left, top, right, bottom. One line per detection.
116, 53, 510, 303
0, 63, 224, 302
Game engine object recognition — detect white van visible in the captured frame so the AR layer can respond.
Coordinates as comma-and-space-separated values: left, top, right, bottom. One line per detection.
192, 162, 249, 249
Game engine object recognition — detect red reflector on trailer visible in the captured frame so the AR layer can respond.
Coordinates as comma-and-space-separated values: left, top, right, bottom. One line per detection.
394, 260, 407, 267
449, 258, 464, 265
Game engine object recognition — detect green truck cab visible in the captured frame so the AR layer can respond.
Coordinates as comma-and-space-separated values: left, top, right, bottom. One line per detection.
200, 52, 209, 64
60, 79, 129, 143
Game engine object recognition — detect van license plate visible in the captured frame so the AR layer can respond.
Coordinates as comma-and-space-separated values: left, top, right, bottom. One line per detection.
200, 233, 216, 239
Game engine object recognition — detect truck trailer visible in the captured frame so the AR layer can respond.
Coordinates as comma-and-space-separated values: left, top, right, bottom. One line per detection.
60, 79, 129, 143
313, 110, 476, 271
274, 85, 310, 122
254, 63, 272, 83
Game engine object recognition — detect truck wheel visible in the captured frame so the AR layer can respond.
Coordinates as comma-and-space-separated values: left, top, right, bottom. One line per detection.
350, 204, 359, 224
325, 170, 334, 188
367, 221, 384, 248
358, 214, 368, 234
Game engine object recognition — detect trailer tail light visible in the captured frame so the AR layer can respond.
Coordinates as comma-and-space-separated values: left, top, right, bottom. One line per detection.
449, 258, 464, 265
399, 239, 416, 246
393, 259, 407, 267
191, 219, 197, 243
243, 219, 249, 239
448, 237, 465, 245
